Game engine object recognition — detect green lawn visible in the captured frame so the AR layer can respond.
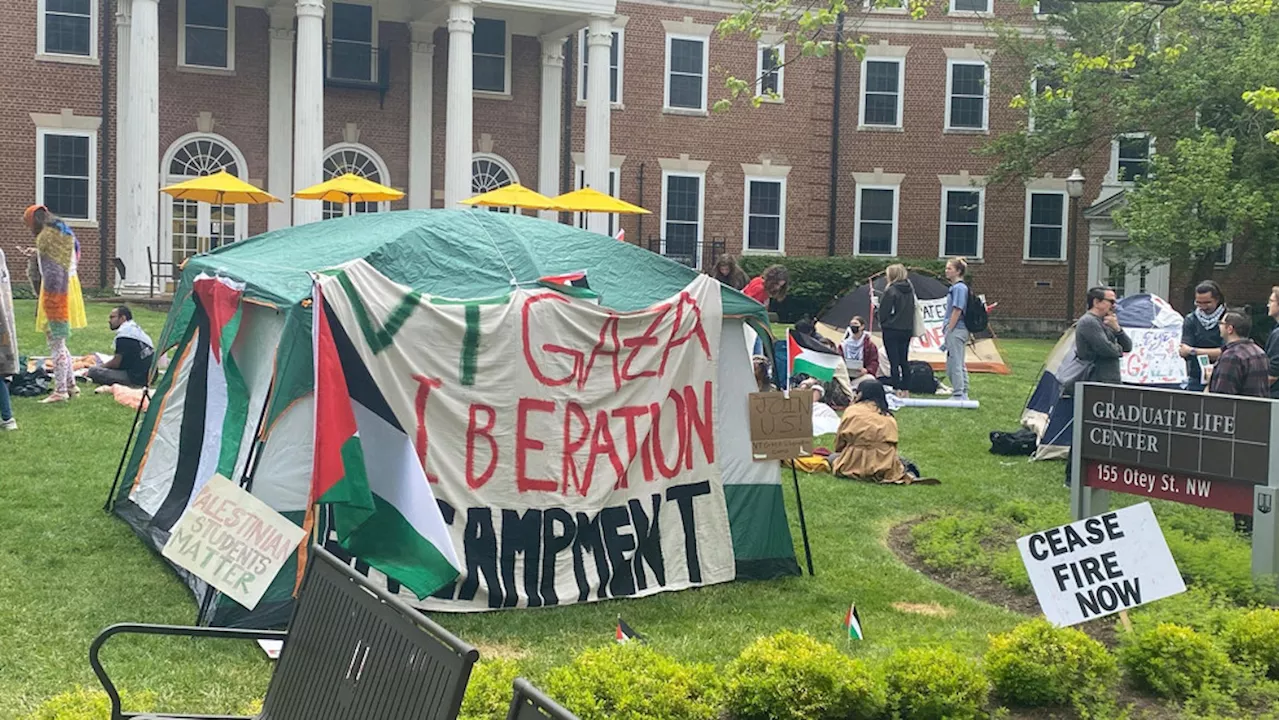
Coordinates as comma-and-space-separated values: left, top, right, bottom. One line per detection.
0, 300, 1116, 717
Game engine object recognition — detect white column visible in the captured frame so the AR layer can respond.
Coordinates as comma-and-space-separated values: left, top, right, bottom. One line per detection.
443, 0, 475, 208
267, 6, 295, 230
120, 0, 158, 296
583, 16, 613, 235
537, 37, 565, 222
293, 0, 325, 225
113, 0, 132, 289
408, 23, 435, 210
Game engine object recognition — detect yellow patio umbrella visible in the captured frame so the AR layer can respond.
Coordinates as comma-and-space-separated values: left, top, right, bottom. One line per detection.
160, 169, 281, 205
293, 172, 405, 215
551, 187, 651, 215
459, 183, 558, 211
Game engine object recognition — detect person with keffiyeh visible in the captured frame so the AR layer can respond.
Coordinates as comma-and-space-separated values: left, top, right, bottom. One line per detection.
87, 306, 154, 387
1179, 280, 1226, 391
22, 204, 88, 403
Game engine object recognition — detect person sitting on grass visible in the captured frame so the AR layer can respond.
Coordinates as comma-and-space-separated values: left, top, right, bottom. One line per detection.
87, 306, 154, 388
841, 315, 880, 387
831, 380, 935, 485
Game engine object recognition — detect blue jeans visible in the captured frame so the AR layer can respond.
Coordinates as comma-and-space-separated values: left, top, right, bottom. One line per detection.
0, 378, 11, 422
944, 327, 970, 398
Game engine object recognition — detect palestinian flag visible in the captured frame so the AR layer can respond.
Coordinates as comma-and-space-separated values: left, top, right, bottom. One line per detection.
538, 271, 599, 302
788, 330, 840, 384
311, 282, 461, 599
844, 603, 864, 640
616, 615, 643, 643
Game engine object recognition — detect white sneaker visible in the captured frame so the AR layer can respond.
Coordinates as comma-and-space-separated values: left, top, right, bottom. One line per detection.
1, 418, 16, 431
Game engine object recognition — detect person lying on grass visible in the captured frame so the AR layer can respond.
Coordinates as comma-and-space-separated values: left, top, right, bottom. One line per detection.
831, 380, 937, 485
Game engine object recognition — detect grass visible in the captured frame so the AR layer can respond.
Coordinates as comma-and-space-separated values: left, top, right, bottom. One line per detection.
0, 301, 1250, 717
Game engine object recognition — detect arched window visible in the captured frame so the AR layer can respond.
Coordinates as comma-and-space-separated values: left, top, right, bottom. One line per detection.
471, 153, 518, 212
322, 143, 391, 219
160, 133, 249, 280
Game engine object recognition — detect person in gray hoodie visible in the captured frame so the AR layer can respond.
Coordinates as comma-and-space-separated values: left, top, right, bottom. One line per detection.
877, 263, 917, 394
1075, 286, 1132, 384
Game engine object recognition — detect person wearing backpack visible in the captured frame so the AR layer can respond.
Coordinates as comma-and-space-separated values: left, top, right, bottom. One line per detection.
943, 257, 971, 401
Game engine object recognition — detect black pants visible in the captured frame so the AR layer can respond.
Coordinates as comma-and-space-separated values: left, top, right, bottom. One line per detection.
882, 328, 912, 389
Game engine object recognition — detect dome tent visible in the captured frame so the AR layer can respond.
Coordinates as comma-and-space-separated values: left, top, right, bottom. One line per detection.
111, 210, 799, 627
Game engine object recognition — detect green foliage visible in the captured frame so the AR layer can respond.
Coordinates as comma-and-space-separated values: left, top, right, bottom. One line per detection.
984, 619, 1117, 709
1219, 608, 1280, 679
20, 687, 158, 720
990, 548, 1032, 593
909, 501, 1068, 594
910, 513, 998, 573
725, 630, 887, 720
1118, 623, 1233, 700
882, 646, 989, 720
546, 643, 723, 720
1164, 529, 1279, 607
460, 659, 522, 720
736, 255, 946, 323
1126, 586, 1236, 637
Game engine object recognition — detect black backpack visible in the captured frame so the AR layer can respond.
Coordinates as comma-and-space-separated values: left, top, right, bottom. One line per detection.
963, 288, 989, 333
906, 361, 938, 394
989, 428, 1038, 456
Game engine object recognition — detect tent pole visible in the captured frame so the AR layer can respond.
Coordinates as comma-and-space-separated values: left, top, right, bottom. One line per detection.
236, 377, 276, 494
791, 463, 815, 576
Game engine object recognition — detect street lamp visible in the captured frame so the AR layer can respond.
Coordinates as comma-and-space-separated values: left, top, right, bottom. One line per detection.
1065, 168, 1085, 325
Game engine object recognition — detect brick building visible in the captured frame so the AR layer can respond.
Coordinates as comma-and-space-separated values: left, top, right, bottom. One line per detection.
3, 0, 1272, 326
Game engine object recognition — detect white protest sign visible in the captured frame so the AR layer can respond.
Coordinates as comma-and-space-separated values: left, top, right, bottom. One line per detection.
162, 473, 307, 611
1122, 328, 1188, 385
1017, 502, 1185, 627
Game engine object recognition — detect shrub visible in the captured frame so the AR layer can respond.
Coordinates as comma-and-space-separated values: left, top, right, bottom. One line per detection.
1219, 608, 1280, 679
990, 548, 1032, 593
546, 643, 722, 720
460, 659, 522, 720
984, 619, 1117, 709
1118, 623, 1234, 700
1126, 586, 1235, 636
725, 630, 887, 720
910, 513, 999, 572
737, 256, 947, 322
20, 687, 158, 720
1164, 530, 1278, 607
883, 646, 989, 720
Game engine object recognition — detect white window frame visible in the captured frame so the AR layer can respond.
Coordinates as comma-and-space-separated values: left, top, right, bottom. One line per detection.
938, 186, 985, 259
949, 0, 993, 14
660, 169, 707, 268
35, 127, 97, 223
853, 184, 900, 257
37, 0, 98, 61
161, 131, 251, 265
742, 176, 787, 255
859, 57, 904, 129
1110, 132, 1154, 184
1213, 242, 1233, 267
945, 59, 989, 131
325, 0, 379, 84
178, 0, 236, 71
322, 141, 393, 217
577, 28, 624, 106
1023, 189, 1068, 261
756, 43, 784, 101
865, 0, 910, 14
471, 17, 511, 96
663, 33, 709, 113
574, 165, 621, 235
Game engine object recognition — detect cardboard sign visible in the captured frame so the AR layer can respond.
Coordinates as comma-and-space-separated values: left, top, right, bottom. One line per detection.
1018, 502, 1184, 627
162, 474, 307, 611
748, 391, 814, 460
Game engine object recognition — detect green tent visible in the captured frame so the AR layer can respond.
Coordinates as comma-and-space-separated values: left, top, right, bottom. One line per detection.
113, 210, 799, 627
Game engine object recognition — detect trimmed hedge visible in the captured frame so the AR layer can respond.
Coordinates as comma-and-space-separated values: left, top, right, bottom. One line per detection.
736, 256, 948, 323
546, 643, 723, 720
725, 631, 887, 720
883, 646, 989, 720
985, 619, 1117, 709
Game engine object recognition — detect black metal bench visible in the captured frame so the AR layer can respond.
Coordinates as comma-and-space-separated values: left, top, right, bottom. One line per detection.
504, 678, 579, 720
90, 545, 479, 720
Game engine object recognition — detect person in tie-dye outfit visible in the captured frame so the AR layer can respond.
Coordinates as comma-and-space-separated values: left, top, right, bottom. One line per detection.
23, 204, 87, 403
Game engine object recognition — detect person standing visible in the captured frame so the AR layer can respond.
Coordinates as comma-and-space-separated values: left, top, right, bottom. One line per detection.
1208, 311, 1269, 397
1179, 280, 1226, 391
876, 263, 915, 394
0, 248, 18, 429
709, 255, 749, 291
942, 257, 971, 400
1063, 286, 1133, 486
1265, 286, 1278, 399
23, 204, 87, 403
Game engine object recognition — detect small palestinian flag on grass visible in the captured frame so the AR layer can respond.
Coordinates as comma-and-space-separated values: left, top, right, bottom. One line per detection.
844, 603, 864, 640
616, 616, 643, 644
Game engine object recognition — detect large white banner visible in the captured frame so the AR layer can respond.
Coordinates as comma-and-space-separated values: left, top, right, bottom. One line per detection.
320, 263, 734, 611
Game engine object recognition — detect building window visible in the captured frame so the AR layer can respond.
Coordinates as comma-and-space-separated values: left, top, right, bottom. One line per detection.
40, 0, 96, 58
330, 3, 374, 82
860, 59, 903, 127
866, 0, 910, 12
180, 0, 233, 70
322, 144, 390, 219
1213, 243, 1232, 266
743, 178, 785, 253
578, 29, 622, 104
1115, 134, 1152, 182
575, 166, 619, 236
162, 133, 247, 270
1106, 262, 1127, 297
471, 154, 518, 212
1025, 191, 1066, 260
950, 0, 991, 12
37, 129, 95, 221
662, 172, 704, 264
946, 61, 988, 130
855, 187, 898, 256
757, 44, 783, 99
665, 35, 707, 111
941, 188, 983, 258
1035, 0, 1072, 14
474, 19, 508, 93
1028, 66, 1067, 133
